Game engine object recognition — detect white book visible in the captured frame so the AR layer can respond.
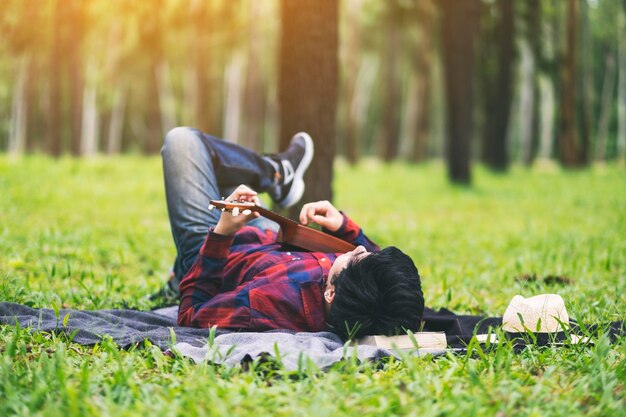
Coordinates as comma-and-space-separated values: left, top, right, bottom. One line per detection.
357, 332, 447, 350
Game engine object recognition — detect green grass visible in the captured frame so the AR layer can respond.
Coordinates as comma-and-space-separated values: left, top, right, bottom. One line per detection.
1, 156, 625, 416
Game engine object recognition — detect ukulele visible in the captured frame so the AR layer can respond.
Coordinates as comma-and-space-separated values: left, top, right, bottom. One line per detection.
209, 199, 356, 253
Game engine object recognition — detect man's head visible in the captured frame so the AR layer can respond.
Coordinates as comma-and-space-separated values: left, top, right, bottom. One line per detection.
324, 246, 424, 340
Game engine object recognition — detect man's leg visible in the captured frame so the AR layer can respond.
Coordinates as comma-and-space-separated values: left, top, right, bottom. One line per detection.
162, 127, 283, 288
159, 126, 314, 300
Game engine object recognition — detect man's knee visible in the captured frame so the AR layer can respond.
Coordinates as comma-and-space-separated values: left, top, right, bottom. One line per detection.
162, 127, 201, 157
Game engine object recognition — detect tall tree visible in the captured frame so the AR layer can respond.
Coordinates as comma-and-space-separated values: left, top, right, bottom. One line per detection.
137, 1, 165, 154
439, 0, 482, 184
617, 0, 626, 160
42, 0, 86, 155
519, 0, 542, 166
8, 58, 28, 155
595, 53, 616, 161
578, 0, 592, 165
103, 20, 128, 155
190, 0, 217, 135
380, 0, 404, 161
278, 0, 338, 209
558, 0, 580, 167
223, 53, 244, 142
341, 0, 364, 164
67, 0, 85, 155
481, 0, 515, 171
49, 0, 63, 156
411, 0, 434, 162
538, 0, 566, 161
241, 1, 267, 152
215, 1, 242, 140
1, 0, 43, 154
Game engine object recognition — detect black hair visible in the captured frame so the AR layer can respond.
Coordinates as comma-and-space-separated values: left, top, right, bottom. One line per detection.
328, 246, 424, 341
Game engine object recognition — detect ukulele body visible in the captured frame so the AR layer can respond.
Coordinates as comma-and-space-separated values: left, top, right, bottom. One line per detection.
277, 220, 356, 253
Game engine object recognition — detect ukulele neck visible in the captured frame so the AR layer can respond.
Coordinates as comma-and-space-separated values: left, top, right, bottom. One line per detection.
251, 205, 298, 228
208, 199, 357, 253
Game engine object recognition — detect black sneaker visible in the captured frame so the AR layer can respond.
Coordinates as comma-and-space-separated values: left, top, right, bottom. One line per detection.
270, 132, 314, 208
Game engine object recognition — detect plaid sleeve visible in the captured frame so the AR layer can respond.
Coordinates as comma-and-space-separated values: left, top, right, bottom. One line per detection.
178, 228, 234, 326
323, 213, 380, 252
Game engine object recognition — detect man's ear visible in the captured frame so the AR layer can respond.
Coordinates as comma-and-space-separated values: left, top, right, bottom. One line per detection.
324, 288, 335, 304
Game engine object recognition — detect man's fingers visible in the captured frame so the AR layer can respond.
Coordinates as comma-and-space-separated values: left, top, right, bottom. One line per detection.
228, 184, 258, 202
299, 203, 310, 224
299, 203, 320, 224
299, 201, 337, 225
313, 215, 331, 227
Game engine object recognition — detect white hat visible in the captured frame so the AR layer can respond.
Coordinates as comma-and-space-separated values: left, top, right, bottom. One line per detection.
502, 294, 569, 333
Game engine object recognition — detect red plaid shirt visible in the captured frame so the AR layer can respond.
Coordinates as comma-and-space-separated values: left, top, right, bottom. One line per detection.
178, 215, 379, 332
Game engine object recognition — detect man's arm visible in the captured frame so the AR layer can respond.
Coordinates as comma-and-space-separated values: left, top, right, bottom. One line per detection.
178, 230, 233, 326
299, 201, 380, 252
178, 185, 260, 327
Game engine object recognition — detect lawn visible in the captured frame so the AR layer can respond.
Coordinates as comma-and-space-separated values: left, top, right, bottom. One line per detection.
1, 156, 625, 416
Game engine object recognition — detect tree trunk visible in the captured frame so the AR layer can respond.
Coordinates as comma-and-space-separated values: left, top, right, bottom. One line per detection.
518, 40, 535, 165
350, 56, 379, 158
578, 0, 592, 165
106, 85, 127, 154
595, 53, 616, 161
264, 82, 280, 153
191, 0, 215, 134
440, 0, 481, 184
80, 73, 99, 156
380, 12, 403, 162
520, 0, 542, 166
144, 63, 163, 154
342, 0, 363, 164
411, 0, 434, 162
617, 4, 626, 160
48, 0, 63, 156
102, 20, 125, 154
241, 0, 266, 152
67, 0, 84, 156
538, 75, 556, 159
9, 57, 28, 155
25, 57, 41, 152
156, 61, 177, 136
223, 53, 245, 142
279, 0, 338, 210
140, 0, 164, 154
558, 0, 580, 167
482, 0, 515, 171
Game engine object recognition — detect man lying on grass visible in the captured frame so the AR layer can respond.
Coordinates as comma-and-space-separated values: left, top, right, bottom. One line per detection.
154, 127, 424, 340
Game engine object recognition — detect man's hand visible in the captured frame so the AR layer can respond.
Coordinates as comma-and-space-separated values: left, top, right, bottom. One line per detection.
299, 200, 343, 232
214, 185, 261, 236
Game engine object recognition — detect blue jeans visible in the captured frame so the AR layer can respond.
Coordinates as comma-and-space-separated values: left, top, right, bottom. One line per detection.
161, 127, 279, 285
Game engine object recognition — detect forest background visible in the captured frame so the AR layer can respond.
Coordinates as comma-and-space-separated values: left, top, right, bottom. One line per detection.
1, 0, 625, 200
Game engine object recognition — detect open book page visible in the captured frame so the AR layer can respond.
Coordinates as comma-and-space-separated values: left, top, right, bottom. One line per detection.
357, 332, 446, 350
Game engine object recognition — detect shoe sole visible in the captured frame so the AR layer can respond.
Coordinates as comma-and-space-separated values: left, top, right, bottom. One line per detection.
278, 132, 314, 208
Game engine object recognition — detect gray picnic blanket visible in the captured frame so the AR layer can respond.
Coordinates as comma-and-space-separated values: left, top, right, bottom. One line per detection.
9, 302, 619, 370
0, 302, 437, 370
